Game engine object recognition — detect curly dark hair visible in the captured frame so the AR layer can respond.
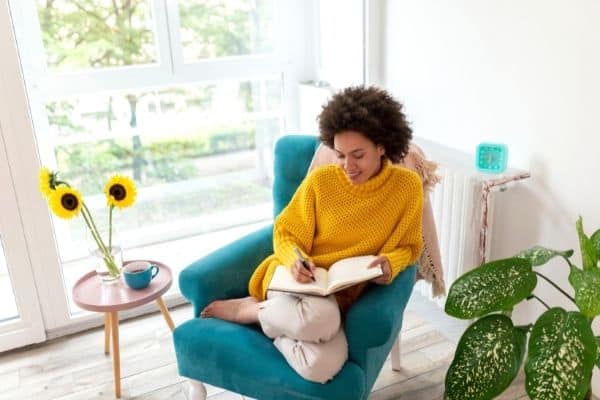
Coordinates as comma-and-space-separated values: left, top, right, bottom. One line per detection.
318, 86, 412, 163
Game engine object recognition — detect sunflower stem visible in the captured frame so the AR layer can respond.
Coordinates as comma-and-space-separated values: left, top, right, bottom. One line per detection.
54, 180, 70, 188
108, 205, 114, 252
81, 206, 119, 277
80, 206, 107, 256
82, 203, 108, 253
102, 253, 120, 277
81, 205, 112, 269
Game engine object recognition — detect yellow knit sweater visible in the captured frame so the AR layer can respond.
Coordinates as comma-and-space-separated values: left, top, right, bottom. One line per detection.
248, 159, 424, 310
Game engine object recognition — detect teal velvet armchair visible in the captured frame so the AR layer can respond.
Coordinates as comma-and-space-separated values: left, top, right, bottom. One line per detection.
173, 135, 417, 400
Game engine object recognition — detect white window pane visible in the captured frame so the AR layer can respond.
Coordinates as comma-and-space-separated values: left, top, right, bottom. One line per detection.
0, 237, 19, 323
46, 79, 282, 315
178, 0, 275, 62
36, 0, 158, 72
42, 78, 281, 264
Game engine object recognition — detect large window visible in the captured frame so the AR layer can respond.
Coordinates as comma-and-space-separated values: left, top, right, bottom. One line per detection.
9, 0, 299, 316
46, 79, 280, 260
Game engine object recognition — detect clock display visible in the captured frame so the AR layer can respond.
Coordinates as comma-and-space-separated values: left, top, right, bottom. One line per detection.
476, 143, 508, 174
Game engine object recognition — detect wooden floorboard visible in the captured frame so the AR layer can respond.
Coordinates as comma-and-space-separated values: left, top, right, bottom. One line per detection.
0, 303, 595, 400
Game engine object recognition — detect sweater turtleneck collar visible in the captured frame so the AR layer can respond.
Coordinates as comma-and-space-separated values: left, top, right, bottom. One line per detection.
334, 158, 393, 197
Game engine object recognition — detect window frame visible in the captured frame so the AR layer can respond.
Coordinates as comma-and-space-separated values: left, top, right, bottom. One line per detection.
5, 0, 309, 335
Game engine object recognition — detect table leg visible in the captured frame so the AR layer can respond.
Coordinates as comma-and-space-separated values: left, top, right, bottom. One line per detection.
156, 297, 175, 331
104, 313, 111, 354
110, 311, 121, 398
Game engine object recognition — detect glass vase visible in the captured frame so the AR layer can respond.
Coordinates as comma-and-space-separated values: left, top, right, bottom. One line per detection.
90, 245, 123, 284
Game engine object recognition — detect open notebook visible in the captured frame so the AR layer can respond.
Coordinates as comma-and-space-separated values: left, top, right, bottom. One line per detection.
268, 255, 383, 296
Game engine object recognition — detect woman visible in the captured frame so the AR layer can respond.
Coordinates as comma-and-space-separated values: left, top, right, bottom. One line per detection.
201, 86, 423, 383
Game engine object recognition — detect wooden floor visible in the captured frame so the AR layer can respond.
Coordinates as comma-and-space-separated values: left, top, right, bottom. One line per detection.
0, 302, 561, 400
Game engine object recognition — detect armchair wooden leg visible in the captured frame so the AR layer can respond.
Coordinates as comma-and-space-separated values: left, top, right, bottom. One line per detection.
188, 379, 207, 400
391, 335, 402, 371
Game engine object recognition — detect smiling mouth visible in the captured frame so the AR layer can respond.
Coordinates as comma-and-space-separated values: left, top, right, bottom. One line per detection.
347, 171, 361, 180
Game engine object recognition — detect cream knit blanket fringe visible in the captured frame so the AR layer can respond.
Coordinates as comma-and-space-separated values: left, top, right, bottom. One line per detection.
400, 144, 446, 298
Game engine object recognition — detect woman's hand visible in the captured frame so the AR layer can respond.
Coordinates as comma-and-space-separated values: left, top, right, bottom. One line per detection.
368, 256, 392, 285
291, 259, 317, 283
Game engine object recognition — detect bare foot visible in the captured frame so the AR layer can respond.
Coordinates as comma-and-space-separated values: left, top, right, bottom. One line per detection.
200, 296, 260, 324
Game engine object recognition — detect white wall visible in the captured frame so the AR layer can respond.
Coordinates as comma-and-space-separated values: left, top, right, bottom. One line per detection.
316, 0, 364, 87
383, 0, 600, 392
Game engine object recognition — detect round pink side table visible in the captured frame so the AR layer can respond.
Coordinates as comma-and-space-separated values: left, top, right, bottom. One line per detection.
72, 260, 175, 399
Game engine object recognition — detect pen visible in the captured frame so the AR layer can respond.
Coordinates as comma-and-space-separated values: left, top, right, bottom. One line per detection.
293, 247, 316, 282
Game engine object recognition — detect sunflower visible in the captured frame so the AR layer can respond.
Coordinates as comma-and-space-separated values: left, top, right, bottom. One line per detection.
49, 186, 83, 219
38, 167, 55, 198
104, 175, 137, 209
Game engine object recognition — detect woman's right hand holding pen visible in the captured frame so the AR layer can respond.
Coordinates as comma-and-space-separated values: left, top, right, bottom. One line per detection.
292, 258, 316, 283
292, 247, 316, 283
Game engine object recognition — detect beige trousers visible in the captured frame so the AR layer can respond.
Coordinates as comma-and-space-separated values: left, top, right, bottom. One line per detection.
257, 291, 348, 383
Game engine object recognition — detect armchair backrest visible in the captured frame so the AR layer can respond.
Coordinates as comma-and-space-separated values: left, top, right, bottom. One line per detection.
272, 135, 320, 217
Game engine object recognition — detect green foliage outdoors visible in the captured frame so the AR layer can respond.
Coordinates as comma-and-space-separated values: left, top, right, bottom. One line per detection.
178, 0, 273, 59
55, 126, 256, 193
444, 217, 600, 400
71, 180, 271, 242
36, 0, 156, 70
37, 0, 272, 185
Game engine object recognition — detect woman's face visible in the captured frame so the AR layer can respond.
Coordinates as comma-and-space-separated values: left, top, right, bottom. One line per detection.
333, 130, 385, 185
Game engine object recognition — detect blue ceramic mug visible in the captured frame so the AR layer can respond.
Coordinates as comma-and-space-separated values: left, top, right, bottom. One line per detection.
123, 261, 159, 289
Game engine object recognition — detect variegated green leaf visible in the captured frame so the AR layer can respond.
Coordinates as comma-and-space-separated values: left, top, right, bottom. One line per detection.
445, 257, 536, 319
516, 246, 574, 266
525, 308, 595, 400
568, 266, 600, 318
577, 217, 598, 270
591, 229, 600, 259
444, 314, 526, 400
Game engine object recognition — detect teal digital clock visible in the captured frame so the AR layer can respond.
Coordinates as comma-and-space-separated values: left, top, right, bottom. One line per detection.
476, 143, 508, 174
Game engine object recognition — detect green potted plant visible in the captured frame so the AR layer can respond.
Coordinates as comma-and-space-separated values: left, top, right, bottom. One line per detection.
444, 217, 600, 400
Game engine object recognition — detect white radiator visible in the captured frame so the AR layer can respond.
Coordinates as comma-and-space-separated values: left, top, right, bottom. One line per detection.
412, 138, 530, 305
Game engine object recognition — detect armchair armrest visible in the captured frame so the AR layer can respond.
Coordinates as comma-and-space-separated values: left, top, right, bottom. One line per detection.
179, 224, 273, 316
344, 265, 417, 367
